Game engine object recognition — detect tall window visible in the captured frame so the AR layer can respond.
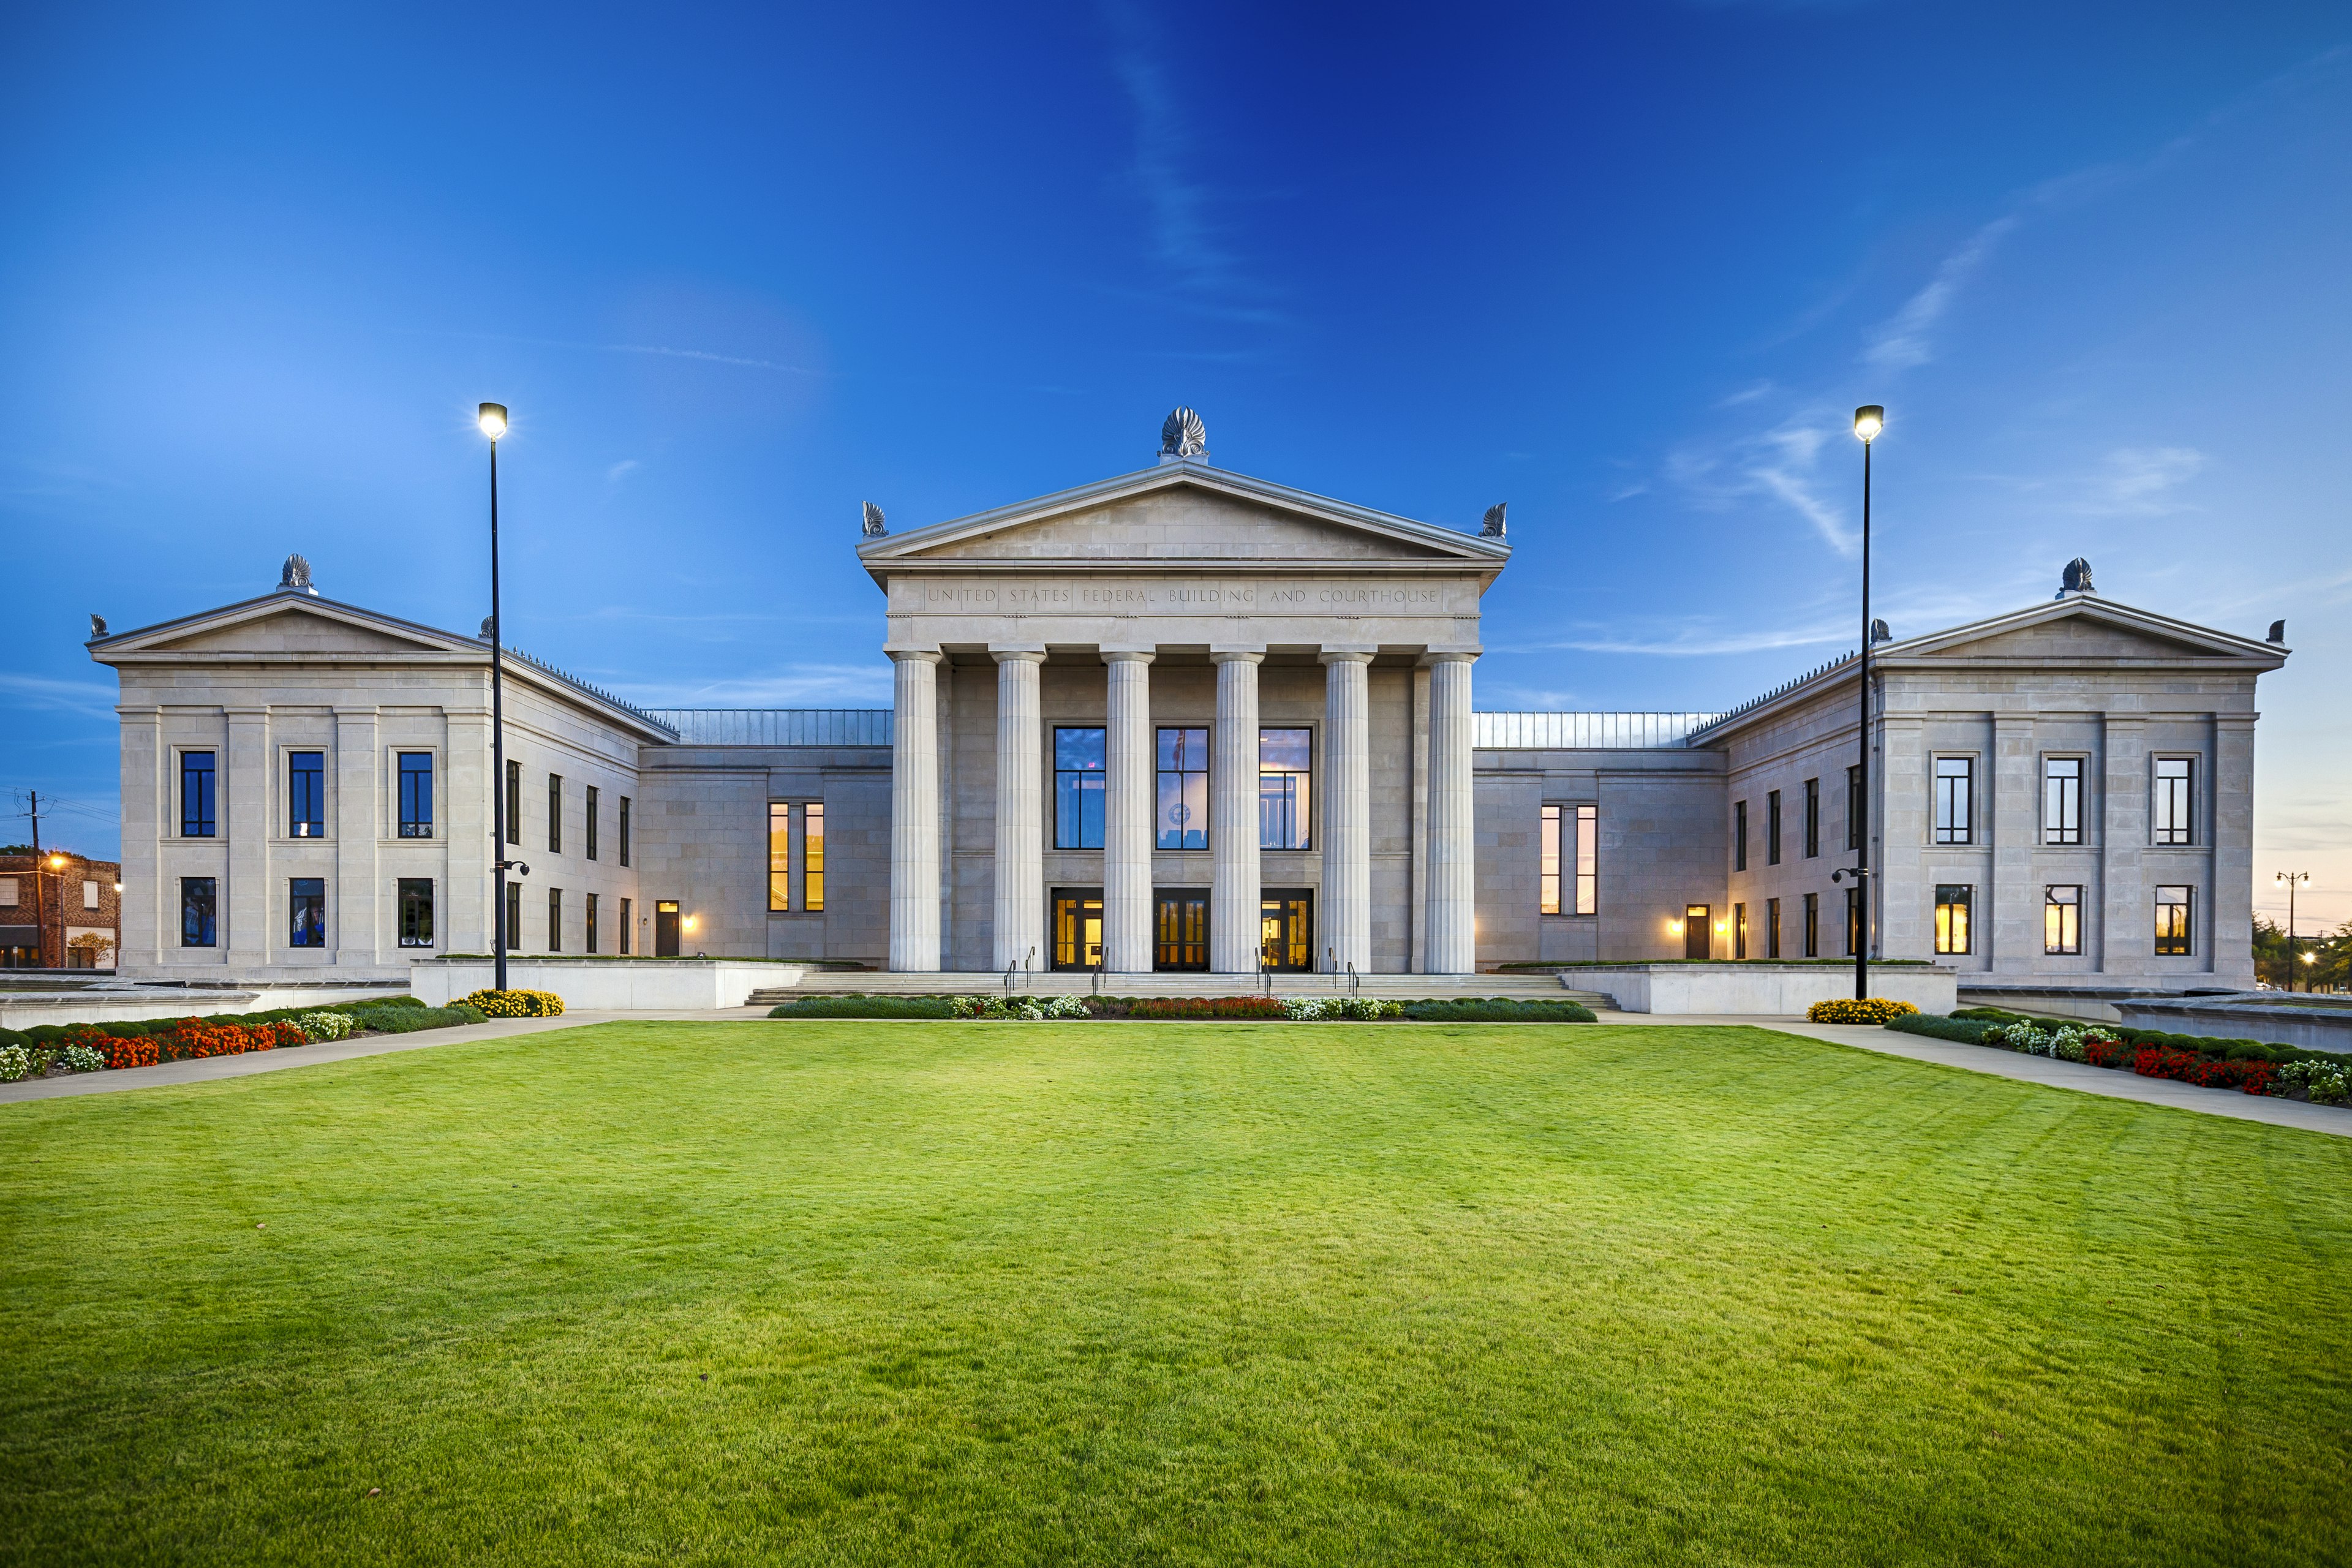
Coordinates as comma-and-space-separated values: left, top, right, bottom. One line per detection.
1054, 728, 1107, 849
586, 786, 600, 861
288, 752, 325, 837
547, 774, 563, 853
2045, 885, 2081, 955
619, 796, 632, 866
619, 896, 633, 954
1803, 891, 1819, 957
182, 752, 217, 837
1734, 800, 1748, 872
1803, 778, 1820, 859
548, 887, 563, 951
288, 878, 326, 948
398, 878, 434, 948
2043, 757, 2082, 845
1846, 886, 1862, 957
2155, 885, 2193, 955
1260, 728, 1311, 850
1766, 790, 1782, 866
1156, 727, 1208, 850
181, 876, 217, 947
1574, 804, 1597, 916
804, 803, 824, 911
1734, 902, 1748, 960
1766, 896, 1782, 959
505, 883, 521, 952
1846, 764, 1862, 853
505, 760, 521, 846
1934, 884, 1972, 955
398, 753, 434, 838
1540, 805, 1562, 914
2154, 758, 2193, 845
769, 802, 791, 911
586, 892, 599, 954
1934, 758, 1973, 845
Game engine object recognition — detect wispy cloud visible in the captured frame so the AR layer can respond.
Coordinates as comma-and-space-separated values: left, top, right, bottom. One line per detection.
1668, 414, 1856, 555
2083, 446, 2205, 514
1864, 215, 2018, 370
614, 663, 894, 707
605, 459, 640, 483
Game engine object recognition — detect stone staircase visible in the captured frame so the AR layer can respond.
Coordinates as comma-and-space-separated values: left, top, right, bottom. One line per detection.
747, 970, 1607, 1008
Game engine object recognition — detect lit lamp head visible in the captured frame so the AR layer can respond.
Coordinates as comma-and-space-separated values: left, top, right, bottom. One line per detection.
1853, 404, 1885, 443
478, 402, 508, 440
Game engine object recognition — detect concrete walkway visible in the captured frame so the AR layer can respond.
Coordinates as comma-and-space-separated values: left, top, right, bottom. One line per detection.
6, 1006, 2346, 1140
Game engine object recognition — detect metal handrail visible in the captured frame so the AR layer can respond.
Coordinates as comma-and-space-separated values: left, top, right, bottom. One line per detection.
1348, 961, 1360, 997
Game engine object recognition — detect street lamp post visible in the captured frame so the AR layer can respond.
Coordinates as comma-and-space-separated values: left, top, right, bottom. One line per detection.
1850, 404, 1883, 1001
2278, 870, 2310, 991
480, 402, 513, 994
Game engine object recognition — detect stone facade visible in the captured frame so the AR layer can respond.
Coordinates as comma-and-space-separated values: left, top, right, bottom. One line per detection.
86, 447, 2289, 996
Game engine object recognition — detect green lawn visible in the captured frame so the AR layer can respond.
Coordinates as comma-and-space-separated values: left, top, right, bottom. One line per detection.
4, 1022, 2349, 1566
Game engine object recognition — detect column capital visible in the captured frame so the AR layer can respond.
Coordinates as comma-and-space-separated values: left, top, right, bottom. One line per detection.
1210, 648, 1265, 665
886, 647, 944, 665
1417, 647, 1480, 667
1099, 647, 1157, 665
1316, 646, 1377, 665
989, 646, 1047, 665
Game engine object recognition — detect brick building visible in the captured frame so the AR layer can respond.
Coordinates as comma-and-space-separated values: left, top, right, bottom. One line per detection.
0, 851, 123, 970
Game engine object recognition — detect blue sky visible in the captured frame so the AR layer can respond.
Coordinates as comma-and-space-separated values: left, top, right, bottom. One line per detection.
5, 3, 2348, 923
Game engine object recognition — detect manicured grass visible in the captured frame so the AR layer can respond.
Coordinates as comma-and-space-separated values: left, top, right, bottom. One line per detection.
3, 1022, 2349, 1566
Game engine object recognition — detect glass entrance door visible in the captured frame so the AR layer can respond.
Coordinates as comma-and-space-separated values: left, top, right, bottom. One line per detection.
1155, 892, 1208, 970
1053, 891, 1104, 970
1259, 890, 1313, 971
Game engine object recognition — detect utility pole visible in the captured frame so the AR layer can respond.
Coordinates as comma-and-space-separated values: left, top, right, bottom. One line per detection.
26, 788, 39, 856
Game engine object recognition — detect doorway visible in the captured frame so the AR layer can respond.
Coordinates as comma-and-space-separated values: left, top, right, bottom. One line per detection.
1052, 889, 1104, 970
1684, 903, 1711, 961
655, 900, 680, 957
1155, 891, 1208, 970
1260, 889, 1314, 971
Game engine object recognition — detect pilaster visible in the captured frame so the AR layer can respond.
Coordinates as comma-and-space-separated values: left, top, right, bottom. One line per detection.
334, 707, 381, 967
224, 707, 270, 971
2100, 716, 2146, 976
1991, 715, 2035, 967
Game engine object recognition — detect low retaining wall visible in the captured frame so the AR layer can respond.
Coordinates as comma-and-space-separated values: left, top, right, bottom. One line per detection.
0, 984, 404, 1029
1564, 963, 1957, 1016
410, 959, 805, 1011
2115, 993, 2352, 1056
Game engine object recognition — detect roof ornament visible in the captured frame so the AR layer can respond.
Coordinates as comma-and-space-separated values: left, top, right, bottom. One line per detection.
2058, 557, 2094, 597
861, 501, 888, 539
279, 554, 318, 596
1480, 502, 1507, 539
1870, 618, 1892, 644
1159, 406, 1207, 459
2267, 619, 2286, 644
89, 614, 107, 640
480, 616, 497, 642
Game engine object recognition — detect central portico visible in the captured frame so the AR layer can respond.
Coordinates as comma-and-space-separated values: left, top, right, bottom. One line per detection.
858, 413, 1510, 976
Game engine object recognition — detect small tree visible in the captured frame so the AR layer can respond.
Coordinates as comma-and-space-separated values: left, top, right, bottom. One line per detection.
66, 932, 116, 970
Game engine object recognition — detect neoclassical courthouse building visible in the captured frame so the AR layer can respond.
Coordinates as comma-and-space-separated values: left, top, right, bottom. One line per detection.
89, 413, 2289, 994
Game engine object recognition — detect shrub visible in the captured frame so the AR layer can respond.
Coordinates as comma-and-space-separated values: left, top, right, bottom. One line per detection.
948, 994, 1096, 1020
1400, 998, 1596, 1023
1127, 997, 1291, 1020
1884, 1013, 2000, 1044
352, 1004, 482, 1034
2133, 1046, 2275, 1096
2272, 1058, 2350, 1105
55, 1044, 106, 1074
0, 1028, 29, 1050
767, 996, 957, 1020
94, 1033, 159, 1070
296, 1011, 356, 1043
0, 1044, 28, 1083
1281, 997, 1404, 1021
1808, 998, 1920, 1025
151, 1019, 287, 1062
459, 989, 565, 1018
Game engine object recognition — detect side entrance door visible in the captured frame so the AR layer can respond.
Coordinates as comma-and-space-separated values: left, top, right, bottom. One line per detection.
1259, 889, 1314, 971
655, 900, 680, 957
1052, 889, 1104, 970
1684, 904, 1710, 961
1154, 892, 1208, 971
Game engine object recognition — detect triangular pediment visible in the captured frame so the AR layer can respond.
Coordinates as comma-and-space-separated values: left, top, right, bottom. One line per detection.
859, 462, 1509, 577
149, 606, 451, 656
92, 592, 478, 659
1889, 597, 2285, 665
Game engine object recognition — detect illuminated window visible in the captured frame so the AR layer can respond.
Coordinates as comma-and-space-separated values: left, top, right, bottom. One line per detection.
1574, 804, 1597, 915
1055, 728, 1107, 849
1766, 896, 1781, 959
2155, 885, 2193, 955
1540, 805, 1561, 914
1259, 728, 1311, 849
1156, 727, 1208, 850
586, 892, 599, 954
804, 803, 825, 912
1846, 886, 1862, 956
769, 802, 791, 911
2045, 885, 2081, 955
1935, 884, 1972, 955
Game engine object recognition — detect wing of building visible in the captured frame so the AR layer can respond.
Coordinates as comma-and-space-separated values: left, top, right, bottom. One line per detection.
87, 420, 2289, 999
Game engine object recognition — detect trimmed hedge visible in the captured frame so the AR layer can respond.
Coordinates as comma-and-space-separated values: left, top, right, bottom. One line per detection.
1400, 998, 1597, 1023
1885, 1012, 2000, 1045
767, 996, 958, 1020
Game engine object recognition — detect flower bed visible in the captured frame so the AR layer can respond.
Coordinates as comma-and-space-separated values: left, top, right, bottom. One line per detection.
761, 994, 1597, 1023
0, 998, 486, 1081
1887, 1009, 2346, 1107
1807, 998, 1920, 1025
459, 989, 566, 1018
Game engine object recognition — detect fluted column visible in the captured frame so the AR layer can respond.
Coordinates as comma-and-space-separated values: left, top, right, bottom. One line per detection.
1425, 652, 1477, 974
1209, 650, 1263, 973
889, 650, 942, 971
991, 649, 1046, 973
1321, 649, 1373, 975
1102, 649, 1155, 973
